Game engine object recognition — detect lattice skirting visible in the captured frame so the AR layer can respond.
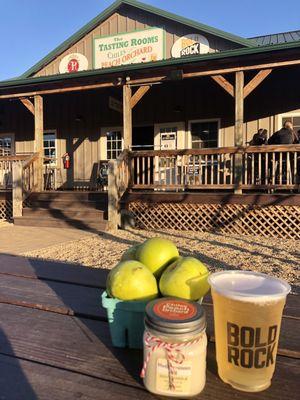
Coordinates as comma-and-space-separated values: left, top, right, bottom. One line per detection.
0, 200, 12, 221
128, 202, 300, 240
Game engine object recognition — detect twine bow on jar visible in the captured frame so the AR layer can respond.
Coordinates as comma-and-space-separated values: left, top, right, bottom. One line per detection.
140, 332, 201, 391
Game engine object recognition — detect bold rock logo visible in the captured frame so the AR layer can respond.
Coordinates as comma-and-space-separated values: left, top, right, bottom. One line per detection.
227, 322, 278, 368
171, 34, 210, 58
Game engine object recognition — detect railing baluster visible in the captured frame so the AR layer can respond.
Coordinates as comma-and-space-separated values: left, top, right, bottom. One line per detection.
279, 152, 283, 185
258, 153, 261, 185
286, 152, 290, 185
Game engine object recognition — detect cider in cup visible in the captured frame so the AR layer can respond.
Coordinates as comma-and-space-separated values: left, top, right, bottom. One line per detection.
208, 271, 291, 392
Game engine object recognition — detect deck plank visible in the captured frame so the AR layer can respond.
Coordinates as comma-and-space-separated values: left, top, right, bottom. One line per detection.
0, 274, 298, 357
0, 304, 298, 400
0, 255, 298, 318
0, 353, 152, 400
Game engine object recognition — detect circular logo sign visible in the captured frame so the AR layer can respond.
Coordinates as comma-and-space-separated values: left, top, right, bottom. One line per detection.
171, 34, 210, 58
59, 53, 89, 74
153, 299, 198, 321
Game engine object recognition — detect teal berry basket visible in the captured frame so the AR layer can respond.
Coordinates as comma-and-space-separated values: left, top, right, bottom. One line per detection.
101, 291, 148, 349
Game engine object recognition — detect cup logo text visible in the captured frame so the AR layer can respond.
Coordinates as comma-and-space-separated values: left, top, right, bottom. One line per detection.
227, 322, 278, 368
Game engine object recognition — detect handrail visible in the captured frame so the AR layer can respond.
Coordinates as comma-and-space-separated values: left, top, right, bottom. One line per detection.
0, 153, 34, 161
22, 152, 39, 168
131, 144, 300, 157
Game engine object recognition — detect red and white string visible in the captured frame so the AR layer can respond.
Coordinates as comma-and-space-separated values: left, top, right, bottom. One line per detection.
140, 331, 201, 391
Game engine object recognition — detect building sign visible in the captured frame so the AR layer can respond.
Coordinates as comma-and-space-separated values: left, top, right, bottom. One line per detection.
59, 53, 89, 73
93, 28, 164, 69
171, 34, 210, 58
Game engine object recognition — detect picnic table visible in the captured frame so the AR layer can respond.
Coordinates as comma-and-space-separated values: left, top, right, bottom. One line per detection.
0, 254, 299, 399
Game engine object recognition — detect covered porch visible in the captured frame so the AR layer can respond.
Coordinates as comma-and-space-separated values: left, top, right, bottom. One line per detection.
0, 42, 300, 237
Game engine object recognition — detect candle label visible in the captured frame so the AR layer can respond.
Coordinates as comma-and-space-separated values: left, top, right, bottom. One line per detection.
153, 299, 197, 321
156, 358, 192, 393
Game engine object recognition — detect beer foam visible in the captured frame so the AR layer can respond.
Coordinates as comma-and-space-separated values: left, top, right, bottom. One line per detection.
208, 271, 291, 302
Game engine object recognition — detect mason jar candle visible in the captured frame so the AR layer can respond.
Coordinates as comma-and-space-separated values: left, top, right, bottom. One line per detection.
140, 297, 207, 398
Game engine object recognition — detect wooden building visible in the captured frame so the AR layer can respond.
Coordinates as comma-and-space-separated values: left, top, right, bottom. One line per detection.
0, 0, 299, 238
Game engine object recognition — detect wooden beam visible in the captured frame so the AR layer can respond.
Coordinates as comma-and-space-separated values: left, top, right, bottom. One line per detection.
0, 58, 299, 101
243, 69, 272, 98
234, 71, 244, 194
108, 160, 119, 231
211, 75, 234, 97
130, 85, 151, 109
20, 98, 35, 115
123, 85, 132, 150
0, 82, 115, 100
34, 95, 44, 191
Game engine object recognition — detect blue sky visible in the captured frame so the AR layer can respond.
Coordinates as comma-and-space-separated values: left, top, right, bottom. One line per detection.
1, 0, 299, 80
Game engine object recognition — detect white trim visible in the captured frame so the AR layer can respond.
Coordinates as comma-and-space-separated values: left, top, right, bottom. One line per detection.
188, 118, 221, 148
43, 129, 57, 165
101, 126, 123, 160
0, 132, 15, 155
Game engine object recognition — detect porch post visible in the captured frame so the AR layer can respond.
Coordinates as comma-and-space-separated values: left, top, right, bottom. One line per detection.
34, 95, 44, 191
234, 71, 244, 194
123, 85, 132, 149
12, 161, 23, 218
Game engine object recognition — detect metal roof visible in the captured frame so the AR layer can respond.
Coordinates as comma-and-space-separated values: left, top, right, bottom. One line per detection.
249, 30, 300, 46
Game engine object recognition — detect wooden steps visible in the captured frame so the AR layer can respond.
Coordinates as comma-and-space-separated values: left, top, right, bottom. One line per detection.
14, 191, 108, 232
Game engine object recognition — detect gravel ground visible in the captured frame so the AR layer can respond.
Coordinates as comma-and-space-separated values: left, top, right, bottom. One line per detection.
23, 229, 300, 293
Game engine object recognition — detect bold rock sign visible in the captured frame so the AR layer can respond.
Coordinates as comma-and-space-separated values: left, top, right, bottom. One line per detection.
59, 53, 89, 74
171, 34, 210, 58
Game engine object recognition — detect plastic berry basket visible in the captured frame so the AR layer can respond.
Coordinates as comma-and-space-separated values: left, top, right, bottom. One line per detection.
101, 291, 148, 349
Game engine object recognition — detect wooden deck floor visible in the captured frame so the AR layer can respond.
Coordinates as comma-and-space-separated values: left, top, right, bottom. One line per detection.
0, 254, 299, 399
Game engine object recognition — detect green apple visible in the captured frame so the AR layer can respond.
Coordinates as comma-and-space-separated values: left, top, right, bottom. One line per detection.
120, 244, 140, 261
136, 237, 179, 278
159, 257, 210, 300
106, 260, 158, 301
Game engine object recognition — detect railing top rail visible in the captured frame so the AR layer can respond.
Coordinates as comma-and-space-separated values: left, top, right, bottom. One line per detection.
130, 147, 240, 157
0, 153, 34, 162
130, 144, 300, 157
245, 144, 300, 153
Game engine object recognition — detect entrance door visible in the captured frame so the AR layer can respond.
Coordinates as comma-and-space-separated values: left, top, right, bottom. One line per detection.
132, 126, 154, 150
0, 133, 15, 156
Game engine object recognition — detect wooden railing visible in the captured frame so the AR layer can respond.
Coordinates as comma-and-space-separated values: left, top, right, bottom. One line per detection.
22, 153, 40, 198
129, 145, 300, 191
0, 154, 31, 190
243, 145, 300, 189
108, 150, 130, 230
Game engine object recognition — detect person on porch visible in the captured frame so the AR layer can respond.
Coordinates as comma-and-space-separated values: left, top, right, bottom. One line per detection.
249, 129, 268, 145
267, 121, 297, 144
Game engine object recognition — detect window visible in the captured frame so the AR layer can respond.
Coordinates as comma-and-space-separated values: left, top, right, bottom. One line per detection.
0, 134, 14, 156
43, 131, 56, 164
106, 130, 123, 160
282, 116, 300, 132
190, 120, 219, 149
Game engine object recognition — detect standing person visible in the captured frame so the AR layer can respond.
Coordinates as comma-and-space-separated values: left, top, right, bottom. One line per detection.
268, 121, 296, 144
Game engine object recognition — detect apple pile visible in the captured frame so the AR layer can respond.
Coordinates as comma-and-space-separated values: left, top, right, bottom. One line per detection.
106, 237, 210, 302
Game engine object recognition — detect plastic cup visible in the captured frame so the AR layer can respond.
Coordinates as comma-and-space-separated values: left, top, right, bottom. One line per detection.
208, 270, 291, 392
